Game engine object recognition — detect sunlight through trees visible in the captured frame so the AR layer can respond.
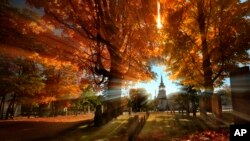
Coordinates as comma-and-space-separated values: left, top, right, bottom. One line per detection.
0, 0, 249, 123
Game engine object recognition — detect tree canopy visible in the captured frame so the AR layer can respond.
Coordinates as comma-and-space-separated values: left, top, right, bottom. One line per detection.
0, 0, 249, 120
162, 0, 250, 92
24, 0, 161, 83
0, 0, 164, 120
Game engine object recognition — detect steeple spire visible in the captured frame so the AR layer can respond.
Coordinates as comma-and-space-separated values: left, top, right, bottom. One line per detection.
159, 74, 165, 88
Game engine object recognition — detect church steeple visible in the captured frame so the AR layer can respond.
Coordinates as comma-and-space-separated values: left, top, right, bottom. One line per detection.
156, 74, 168, 111
159, 75, 165, 88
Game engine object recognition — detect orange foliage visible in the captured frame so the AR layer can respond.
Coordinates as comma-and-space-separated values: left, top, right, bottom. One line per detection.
178, 130, 229, 141
163, 0, 250, 89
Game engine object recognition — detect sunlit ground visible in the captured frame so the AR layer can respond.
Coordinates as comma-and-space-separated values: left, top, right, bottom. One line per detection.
0, 114, 94, 141
137, 112, 231, 141
60, 112, 232, 141
0, 111, 232, 141
51, 112, 146, 141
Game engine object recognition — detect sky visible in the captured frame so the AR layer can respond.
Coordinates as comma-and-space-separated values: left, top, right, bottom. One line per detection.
126, 65, 232, 99
123, 65, 181, 99
10, 0, 44, 14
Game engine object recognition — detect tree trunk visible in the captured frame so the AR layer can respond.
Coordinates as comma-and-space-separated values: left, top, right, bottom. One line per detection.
198, 1, 214, 92
50, 101, 54, 117
106, 72, 122, 119
0, 94, 6, 119
190, 93, 197, 117
197, 1, 214, 115
99, 50, 122, 124
27, 103, 32, 118
93, 31, 124, 124
50, 101, 59, 117
192, 100, 196, 117
38, 103, 49, 117
5, 93, 16, 119
186, 100, 190, 116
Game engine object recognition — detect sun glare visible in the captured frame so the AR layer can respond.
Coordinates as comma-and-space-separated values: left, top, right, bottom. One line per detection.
157, 1, 163, 29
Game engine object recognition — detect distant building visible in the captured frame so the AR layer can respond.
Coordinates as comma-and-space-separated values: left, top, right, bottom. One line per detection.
156, 75, 169, 111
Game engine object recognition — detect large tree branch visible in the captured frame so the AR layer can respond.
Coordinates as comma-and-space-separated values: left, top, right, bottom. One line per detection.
89, 66, 107, 85
212, 67, 223, 83
46, 6, 120, 59
189, 53, 204, 76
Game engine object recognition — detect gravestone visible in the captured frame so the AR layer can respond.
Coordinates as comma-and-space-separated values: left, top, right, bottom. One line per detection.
94, 105, 103, 126
87, 106, 90, 113
101, 105, 104, 113
230, 66, 250, 124
129, 107, 132, 116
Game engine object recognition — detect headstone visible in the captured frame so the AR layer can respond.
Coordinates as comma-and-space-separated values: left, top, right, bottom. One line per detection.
129, 107, 132, 116
87, 106, 90, 113
101, 105, 104, 113
230, 66, 250, 124
94, 105, 102, 126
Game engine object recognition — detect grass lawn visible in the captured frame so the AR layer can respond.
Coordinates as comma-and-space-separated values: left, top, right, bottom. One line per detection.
137, 112, 232, 141
79, 114, 129, 141
52, 113, 132, 141
42, 112, 232, 141
0, 114, 94, 141
51, 112, 148, 141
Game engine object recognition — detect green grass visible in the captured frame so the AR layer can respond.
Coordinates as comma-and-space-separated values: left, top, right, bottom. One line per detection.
51, 112, 233, 141
79, 116, 129, 141
137, 112, 233, 141
53, 114, 131, 141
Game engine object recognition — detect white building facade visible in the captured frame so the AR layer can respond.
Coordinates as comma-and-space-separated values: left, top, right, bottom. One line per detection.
156, 76, 169, 111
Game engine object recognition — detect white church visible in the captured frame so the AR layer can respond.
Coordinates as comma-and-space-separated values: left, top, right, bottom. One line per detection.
156, 76, 169, 111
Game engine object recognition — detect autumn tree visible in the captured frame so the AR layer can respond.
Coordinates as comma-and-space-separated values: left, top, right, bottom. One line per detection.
0, 53, 85, 118
129, 88, 149, 112
0, 55, 15, 119
163, 0, 250, 93
181, 85, 199, 117
25, 0, 161, 121
1, 2, 97, 118
0, 55, 45, 119
42, 63, 81, 116
1, 0, 100, 76
72, 86, 100, 114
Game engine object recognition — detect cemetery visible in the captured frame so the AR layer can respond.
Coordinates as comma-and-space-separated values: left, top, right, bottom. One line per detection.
0, 0, 249, 140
